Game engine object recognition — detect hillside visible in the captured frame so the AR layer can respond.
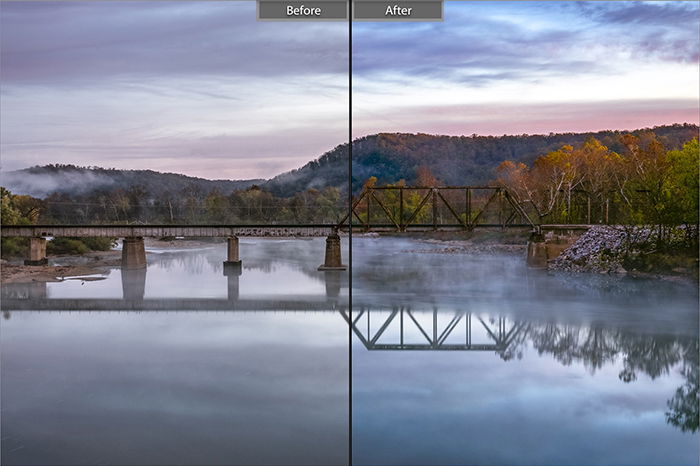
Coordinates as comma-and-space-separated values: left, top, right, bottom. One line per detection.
1, 165, 263, 199
2, 124, 697, 200
265, 123, 699, 196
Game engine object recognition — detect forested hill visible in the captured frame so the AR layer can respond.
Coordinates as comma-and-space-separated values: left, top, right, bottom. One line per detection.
1, 165, 263, 198
2, 124, 697, 199
264, 123, 699, 196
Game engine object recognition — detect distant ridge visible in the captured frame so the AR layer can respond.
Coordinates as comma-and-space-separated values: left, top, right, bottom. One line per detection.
264, 123, 699, 196
3, 124, 697, 199
0, 165, 263, 199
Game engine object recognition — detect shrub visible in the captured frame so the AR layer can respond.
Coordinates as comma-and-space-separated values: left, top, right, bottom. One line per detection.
0, 237, 29, 258
47, 237, 116, 255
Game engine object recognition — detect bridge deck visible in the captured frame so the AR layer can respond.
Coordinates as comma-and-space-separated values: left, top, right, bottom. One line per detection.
1, 224, 339, 238
1, 223, 594, 238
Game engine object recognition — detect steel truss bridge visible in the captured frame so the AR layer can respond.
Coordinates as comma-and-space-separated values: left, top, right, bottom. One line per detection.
339, 185, 536, 232
1, 186, 540, 240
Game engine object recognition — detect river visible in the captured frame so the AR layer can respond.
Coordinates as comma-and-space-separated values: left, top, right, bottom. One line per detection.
1, 237, 697, 465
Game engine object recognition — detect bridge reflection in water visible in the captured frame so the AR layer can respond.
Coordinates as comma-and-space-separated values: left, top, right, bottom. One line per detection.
1, 294, 696, 434
341, 308, 526, 353
1, 266, 346, 310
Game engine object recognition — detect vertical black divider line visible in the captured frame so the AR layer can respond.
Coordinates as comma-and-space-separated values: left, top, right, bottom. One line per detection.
347, 0, 353, 464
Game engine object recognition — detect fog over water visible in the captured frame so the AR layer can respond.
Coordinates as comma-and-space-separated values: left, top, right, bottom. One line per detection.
351, 238, 698, 466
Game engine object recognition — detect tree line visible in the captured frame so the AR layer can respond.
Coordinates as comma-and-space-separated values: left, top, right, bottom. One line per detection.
496, 134, 698, 249
1, 129, 697, 257
3, 185, 344, 226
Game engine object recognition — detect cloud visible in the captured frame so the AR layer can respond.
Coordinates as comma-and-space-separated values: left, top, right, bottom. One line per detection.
352, 99, 700, 138
0, 2, 348, 86
0, 2, 349, 179
581, 1, 699, 26
352, 1, 699, 87
1, 1, 697, 179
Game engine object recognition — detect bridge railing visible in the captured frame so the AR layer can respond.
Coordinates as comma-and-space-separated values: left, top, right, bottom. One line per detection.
337, 186, 535, 232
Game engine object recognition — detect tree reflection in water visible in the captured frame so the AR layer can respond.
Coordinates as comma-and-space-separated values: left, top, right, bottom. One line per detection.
665, 340, 699, 433
3, 304, 698, 433
351, 309, 699, 433
524, 323, 698, 433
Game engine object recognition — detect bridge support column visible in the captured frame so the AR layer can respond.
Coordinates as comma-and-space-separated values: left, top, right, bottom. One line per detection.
24, 237, 48, 266
526, 232, 547, 269
223, 236, 242, 273
318, 233, 346, 271
122, 237, 147, 270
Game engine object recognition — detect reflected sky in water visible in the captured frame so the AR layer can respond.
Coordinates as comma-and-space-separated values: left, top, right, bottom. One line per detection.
41, 238, 345, 299
1, 238, 349, 466
2, 237, 698, 465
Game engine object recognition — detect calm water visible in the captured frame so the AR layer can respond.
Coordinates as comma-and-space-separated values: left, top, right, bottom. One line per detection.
2, 237, 698, 465
1, 238, 350, 466
352, 238, 699, 466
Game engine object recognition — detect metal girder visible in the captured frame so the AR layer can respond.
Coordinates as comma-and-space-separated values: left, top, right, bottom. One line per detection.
339, 185, 537, 232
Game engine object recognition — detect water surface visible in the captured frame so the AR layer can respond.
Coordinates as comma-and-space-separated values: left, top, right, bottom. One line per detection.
351, 237, 699, 466
2, 236, 697, 465
2, 238, 350, 466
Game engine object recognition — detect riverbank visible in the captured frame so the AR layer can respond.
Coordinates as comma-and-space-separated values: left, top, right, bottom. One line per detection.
549, 225, 698, 282
0, 238, 222, 284
1, 250, 120, 284
373, 227, 698, 282
366, 228, 529, 255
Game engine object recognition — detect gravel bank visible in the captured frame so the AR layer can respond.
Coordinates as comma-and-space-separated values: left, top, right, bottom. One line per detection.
549, 226, 628, 274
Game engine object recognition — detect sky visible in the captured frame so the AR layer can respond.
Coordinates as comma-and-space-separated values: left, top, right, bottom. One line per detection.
352, 1, 700, 137
1, 1, 698, 180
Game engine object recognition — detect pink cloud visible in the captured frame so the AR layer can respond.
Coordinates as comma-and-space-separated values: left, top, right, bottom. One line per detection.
353, 99, 699, 137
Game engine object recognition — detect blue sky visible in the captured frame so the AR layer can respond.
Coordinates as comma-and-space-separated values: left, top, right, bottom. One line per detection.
1, 1, 698, 179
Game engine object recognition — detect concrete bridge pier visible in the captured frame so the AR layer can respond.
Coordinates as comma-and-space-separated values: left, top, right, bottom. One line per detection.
122, 237, 147, 269
121, 267, 146, 300
318, 233, 347, 271
527, 227, 584, 269
24, 237, 48, 266
526, 232, 547, 269
223, 236, 242, 273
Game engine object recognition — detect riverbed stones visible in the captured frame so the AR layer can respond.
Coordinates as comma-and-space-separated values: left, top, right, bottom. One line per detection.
549, 226, 628, 273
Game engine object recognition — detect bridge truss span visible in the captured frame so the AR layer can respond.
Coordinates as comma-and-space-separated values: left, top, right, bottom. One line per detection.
337, 185, 536, 232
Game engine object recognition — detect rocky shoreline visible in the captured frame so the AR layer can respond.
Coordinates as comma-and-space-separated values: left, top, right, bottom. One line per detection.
549, 226, 629, 274
548, 225, 698, 282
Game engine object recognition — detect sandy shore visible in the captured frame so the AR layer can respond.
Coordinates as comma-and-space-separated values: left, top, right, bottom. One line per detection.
1, 238, 221, 284
1, 250, 121, 284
